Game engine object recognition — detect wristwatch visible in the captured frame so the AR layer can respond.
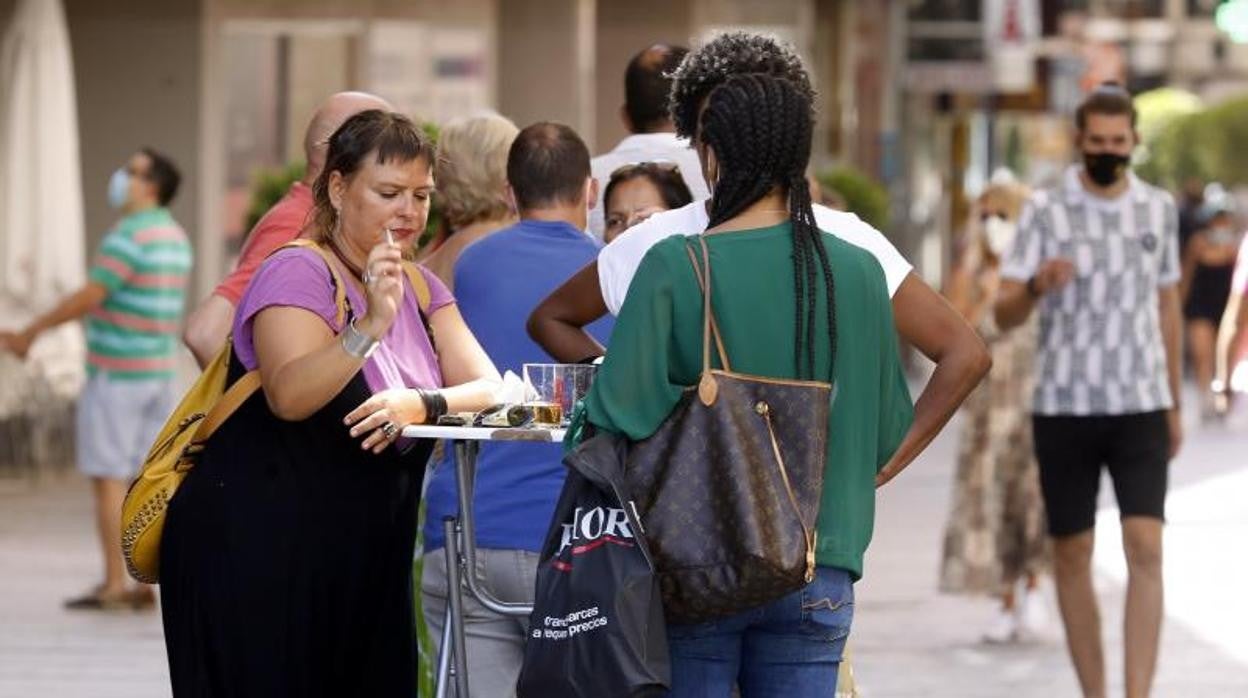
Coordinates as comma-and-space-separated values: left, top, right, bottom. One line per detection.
341, 319, 380, 359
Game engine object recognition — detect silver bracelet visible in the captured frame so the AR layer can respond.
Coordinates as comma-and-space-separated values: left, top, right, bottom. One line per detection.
340, 319, 380, 359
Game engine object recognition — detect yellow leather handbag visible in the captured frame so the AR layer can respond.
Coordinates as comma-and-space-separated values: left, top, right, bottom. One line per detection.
121, 240, 431, 583
120, 341, 263, 582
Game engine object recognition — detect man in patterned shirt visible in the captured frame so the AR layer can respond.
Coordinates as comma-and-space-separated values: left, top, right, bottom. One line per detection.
996, 84, 1182, 698
1, 148, 191, 610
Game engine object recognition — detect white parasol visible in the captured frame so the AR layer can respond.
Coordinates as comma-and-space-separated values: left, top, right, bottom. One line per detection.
0, 0, 85, 417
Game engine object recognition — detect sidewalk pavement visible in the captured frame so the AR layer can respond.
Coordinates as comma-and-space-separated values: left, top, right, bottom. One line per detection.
1, 392, 1245, 697
0, 476, 167, 697
853, 393, 1248, 697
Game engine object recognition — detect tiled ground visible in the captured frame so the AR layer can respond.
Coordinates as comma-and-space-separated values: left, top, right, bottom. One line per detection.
1, 389, 1245, 697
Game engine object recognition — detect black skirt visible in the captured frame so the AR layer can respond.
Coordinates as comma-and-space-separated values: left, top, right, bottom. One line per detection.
1185, 262, 1234, 323
160, 364, 433, 698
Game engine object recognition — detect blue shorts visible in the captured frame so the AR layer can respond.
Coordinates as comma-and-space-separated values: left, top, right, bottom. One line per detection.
76, 372, 175, 481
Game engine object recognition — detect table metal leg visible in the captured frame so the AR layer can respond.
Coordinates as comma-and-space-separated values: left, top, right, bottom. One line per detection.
432, 438, 538, 698
443, 515, 471, 697
446, 514, 469, 698
453, 440, 533, 617
434, 599, 455, 698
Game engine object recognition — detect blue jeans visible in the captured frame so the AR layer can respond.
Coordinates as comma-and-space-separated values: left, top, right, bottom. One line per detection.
666, 566, 854, 697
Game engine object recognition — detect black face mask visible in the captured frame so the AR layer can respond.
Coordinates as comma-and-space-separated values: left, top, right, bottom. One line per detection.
1083, 152, 1129, 187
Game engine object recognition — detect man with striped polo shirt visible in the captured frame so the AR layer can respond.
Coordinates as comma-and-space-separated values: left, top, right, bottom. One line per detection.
996, 84, 1182, 698
1, 147, 191, 610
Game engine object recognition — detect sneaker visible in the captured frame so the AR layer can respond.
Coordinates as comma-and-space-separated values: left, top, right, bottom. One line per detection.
981, 607, 1019, 644
1015, 588, 1050, 641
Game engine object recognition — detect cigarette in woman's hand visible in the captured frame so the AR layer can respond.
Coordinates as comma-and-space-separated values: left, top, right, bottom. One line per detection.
384, 227, 395, 246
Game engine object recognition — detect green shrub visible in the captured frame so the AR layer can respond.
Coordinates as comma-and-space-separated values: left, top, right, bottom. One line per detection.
416, 501, 434, 696
244, 162, 306, 234
420, 121, 443, 248
816, 166, 890, 231
1135, 93, 1248, 189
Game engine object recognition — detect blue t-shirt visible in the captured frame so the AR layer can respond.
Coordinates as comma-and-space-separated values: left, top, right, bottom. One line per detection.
423, 220, 614, 552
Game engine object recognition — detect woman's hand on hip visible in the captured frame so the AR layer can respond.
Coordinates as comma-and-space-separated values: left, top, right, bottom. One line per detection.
344, 388, 427, 454
357, 241, 404, 339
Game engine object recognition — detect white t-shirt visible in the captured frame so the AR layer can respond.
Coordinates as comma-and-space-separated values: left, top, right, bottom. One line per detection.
589, 133, 710, 241
598, 200, 913, 316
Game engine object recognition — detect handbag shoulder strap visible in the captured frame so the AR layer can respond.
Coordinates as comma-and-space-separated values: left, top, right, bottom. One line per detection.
401, 260, 433, 313
400, 260, 438, 354
278, 239, 349, 328
187, 238, 350, 445
684, 237, 732, 373
194, 368, 261, 442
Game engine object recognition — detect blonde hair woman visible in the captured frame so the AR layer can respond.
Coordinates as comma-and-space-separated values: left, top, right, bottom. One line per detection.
419, 112, 519, 288
940, 179, 1051, 643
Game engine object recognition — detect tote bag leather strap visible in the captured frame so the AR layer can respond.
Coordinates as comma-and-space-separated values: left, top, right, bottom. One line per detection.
684, 237, 732, 373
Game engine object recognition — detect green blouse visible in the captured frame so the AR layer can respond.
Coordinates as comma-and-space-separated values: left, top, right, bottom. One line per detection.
579, 222, 913, 580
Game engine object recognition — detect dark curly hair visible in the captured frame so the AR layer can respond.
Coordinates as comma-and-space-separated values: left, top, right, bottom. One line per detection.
668, 32, 814, 141
700, 73, 834, 380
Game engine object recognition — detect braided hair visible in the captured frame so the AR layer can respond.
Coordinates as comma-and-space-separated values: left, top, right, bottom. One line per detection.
698, 73, 836, 381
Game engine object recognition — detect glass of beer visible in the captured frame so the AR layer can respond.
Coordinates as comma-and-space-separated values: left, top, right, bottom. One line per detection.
521, 363, 597, 427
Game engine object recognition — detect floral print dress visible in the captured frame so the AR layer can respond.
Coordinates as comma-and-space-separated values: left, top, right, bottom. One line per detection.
939, 274, 1050, 596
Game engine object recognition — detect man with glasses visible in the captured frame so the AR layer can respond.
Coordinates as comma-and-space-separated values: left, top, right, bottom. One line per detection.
1, 148, 191, 610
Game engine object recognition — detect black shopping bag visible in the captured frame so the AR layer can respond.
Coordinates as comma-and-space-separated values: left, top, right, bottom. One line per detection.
516, 433, 670, 698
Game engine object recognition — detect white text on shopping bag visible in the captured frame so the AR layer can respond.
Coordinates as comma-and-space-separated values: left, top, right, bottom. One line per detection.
556, 506, 635, 556
532, 605, 610, 640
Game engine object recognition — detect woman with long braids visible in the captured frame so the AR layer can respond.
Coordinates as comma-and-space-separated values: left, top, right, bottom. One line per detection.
579, 73, 914, 696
